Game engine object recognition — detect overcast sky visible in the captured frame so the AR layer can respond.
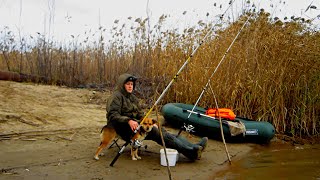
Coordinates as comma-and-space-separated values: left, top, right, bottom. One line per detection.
0, 0, 319, 42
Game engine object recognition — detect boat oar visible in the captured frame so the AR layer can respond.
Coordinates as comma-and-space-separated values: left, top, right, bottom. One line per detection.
182, 109, 216, 120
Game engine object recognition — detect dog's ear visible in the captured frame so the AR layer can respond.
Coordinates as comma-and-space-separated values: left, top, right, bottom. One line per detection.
152, 118, 158, 124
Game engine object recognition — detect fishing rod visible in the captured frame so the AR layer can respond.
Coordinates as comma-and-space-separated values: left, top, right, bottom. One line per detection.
177, 14, 252, 136
109, 0, 237, 167
138, 0, 238, 123
141, 0, 237, 122
209, 83, 232, 163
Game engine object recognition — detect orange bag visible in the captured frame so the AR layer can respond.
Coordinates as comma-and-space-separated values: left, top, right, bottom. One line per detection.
205, 108, 236, 120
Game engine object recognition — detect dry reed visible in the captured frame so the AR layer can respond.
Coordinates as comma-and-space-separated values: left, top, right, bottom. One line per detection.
0, 11, 319, 138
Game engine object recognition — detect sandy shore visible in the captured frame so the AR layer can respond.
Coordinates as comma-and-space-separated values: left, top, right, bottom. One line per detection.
0, 81, 254, 180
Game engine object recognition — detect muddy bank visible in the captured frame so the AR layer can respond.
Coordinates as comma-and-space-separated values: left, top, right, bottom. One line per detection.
0, 81, 254, 179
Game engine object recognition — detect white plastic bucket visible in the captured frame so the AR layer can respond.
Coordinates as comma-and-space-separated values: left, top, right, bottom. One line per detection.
160, 148, 179, 166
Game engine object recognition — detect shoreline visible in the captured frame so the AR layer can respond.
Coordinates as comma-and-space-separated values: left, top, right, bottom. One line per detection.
0, 80, 318, 179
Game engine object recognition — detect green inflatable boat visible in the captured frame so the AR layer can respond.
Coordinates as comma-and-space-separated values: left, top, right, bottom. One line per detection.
161, 103, 275, 144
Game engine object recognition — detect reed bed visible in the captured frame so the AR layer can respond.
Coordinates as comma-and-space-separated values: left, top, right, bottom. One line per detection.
0, 11, 319, 138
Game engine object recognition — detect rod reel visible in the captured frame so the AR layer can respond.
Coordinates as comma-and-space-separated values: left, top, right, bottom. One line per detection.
131, 139, 143, 149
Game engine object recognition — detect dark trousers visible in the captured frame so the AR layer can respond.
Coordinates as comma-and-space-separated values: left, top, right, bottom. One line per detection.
109, 120, 164, 143
108, 121, 200, 160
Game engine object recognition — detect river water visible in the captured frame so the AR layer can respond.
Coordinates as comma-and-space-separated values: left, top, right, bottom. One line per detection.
213, 142, 320, 180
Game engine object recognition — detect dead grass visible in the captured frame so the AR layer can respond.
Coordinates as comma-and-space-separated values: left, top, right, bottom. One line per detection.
0, 11, 319, 138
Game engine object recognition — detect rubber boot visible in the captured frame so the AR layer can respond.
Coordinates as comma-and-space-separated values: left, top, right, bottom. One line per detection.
198, 137, 208, 151
176, 136, 208, 149
163, 132, 203, 160
176, 136, 208, 159
146, 127, 203, 160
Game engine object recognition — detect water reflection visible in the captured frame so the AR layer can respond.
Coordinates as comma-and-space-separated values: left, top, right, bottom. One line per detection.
213, 143, 320, 180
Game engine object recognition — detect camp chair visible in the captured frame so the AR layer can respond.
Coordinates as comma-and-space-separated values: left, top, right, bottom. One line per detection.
108, 137, 121, 150
109, 141, 130, 166
109, 127, 148, 167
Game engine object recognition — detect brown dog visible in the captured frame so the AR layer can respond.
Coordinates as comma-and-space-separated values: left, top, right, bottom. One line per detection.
94, 118, 157, 160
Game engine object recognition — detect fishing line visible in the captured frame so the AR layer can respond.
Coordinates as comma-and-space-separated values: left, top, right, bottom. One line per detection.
140, 0, 237, 124
186, 14, 252, 121
109, 0, 238, 167
177, 14, 252, 163
176, 13, 252, 136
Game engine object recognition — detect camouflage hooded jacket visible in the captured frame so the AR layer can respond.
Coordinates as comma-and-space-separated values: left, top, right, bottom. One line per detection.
106, 73, 144, 124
